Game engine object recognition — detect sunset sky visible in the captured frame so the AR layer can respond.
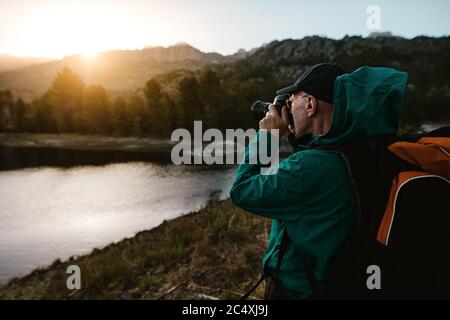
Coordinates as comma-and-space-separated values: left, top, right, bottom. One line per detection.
0, 0, 449, 59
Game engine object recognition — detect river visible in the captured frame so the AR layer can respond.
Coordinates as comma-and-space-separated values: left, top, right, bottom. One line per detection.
0, 162, 235, 284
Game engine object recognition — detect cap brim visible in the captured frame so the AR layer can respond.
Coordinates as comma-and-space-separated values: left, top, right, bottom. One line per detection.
276, 84, 300, 95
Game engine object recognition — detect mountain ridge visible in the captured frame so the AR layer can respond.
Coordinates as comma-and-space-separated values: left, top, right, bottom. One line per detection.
0, 43, 251, 101
1, 35, 449, 103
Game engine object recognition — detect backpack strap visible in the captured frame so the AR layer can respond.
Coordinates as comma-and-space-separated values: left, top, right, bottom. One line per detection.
276, 226, 322, 297
241, 225, 322, 299
240, 273, 266, 300
275, 227, 289, 277
240, 224, 304, 300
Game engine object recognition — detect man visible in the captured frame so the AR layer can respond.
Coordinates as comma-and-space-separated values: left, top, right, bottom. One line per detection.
230, 63, 408, 299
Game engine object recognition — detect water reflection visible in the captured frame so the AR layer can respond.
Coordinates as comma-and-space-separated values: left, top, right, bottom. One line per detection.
0, 162, 235, 284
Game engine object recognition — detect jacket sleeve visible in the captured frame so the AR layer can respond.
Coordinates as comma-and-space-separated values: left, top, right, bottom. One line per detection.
229, 130, 307, 221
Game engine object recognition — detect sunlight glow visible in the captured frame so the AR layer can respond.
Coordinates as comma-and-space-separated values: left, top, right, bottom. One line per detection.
16, 3, 157, 58
82, 50, 97, 60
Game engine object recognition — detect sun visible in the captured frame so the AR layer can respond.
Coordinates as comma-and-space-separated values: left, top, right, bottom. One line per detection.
20, 4, 159, 59
82, 50, 97, 60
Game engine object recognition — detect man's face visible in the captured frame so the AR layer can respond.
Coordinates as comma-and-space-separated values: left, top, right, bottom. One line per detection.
288, 90, 312, 137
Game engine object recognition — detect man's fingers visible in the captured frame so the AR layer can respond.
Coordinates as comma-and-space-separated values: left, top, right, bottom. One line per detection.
268, 105, 278, 116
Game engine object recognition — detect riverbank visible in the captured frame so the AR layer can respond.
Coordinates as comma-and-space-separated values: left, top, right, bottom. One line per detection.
0, 133, 175, 152
0, 133, 177, 169
0, 200, 270, 300
0, 132, 295, 170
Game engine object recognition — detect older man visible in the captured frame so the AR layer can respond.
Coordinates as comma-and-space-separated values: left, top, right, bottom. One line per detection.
230, 63, 408, 299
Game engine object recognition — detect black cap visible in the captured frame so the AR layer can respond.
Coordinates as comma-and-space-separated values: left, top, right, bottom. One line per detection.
276, 63, 345, 103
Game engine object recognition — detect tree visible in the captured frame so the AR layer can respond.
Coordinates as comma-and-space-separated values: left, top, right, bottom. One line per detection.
144, 78, 176, 136
0, 90, 14, 131
198, 69, 227, 130
128, 93, 146, 136
178, 76, 204, 131
82, 85, 111, 133
111, 96, 140, 136
46, 67, 86, 132
143, 79, 163, 135
30, 93, 56, 132
14, 98, 26, 131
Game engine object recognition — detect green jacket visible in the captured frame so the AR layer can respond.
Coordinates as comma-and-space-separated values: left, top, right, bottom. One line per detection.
230, 66, 408, 298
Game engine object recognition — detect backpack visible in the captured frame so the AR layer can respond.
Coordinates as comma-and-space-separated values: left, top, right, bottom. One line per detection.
313, 126, 450, 299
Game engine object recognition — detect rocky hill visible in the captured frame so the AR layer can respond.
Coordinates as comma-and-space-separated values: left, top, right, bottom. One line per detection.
239, 35, 450, 88
0, 43, 246, 101
153, 35, 450, 128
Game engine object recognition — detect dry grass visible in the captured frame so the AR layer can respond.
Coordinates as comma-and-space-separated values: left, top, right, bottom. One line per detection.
0, 199, 271, 300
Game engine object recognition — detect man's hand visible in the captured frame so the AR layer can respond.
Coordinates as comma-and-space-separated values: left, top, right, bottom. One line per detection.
259, 105, 290, 137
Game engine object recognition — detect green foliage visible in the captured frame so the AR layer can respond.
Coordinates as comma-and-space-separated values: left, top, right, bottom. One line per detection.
111, 97, 135, 135
0, 90, 33, 132
47, 67, 86, 132
0, 64, 259, 136
143, 79, 169, 135
0, 90, 15, 131
81, 85, 111, 133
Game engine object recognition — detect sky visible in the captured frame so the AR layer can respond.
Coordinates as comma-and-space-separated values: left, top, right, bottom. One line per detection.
0, 0, 449, 58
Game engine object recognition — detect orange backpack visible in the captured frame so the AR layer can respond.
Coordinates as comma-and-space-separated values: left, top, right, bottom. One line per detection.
313, 126, 450, 299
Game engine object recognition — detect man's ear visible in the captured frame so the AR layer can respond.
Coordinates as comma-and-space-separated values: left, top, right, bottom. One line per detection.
305, 96, 317, 117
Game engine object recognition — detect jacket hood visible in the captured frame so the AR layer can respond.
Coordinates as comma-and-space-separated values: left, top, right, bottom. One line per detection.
294, 66, 408, 149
